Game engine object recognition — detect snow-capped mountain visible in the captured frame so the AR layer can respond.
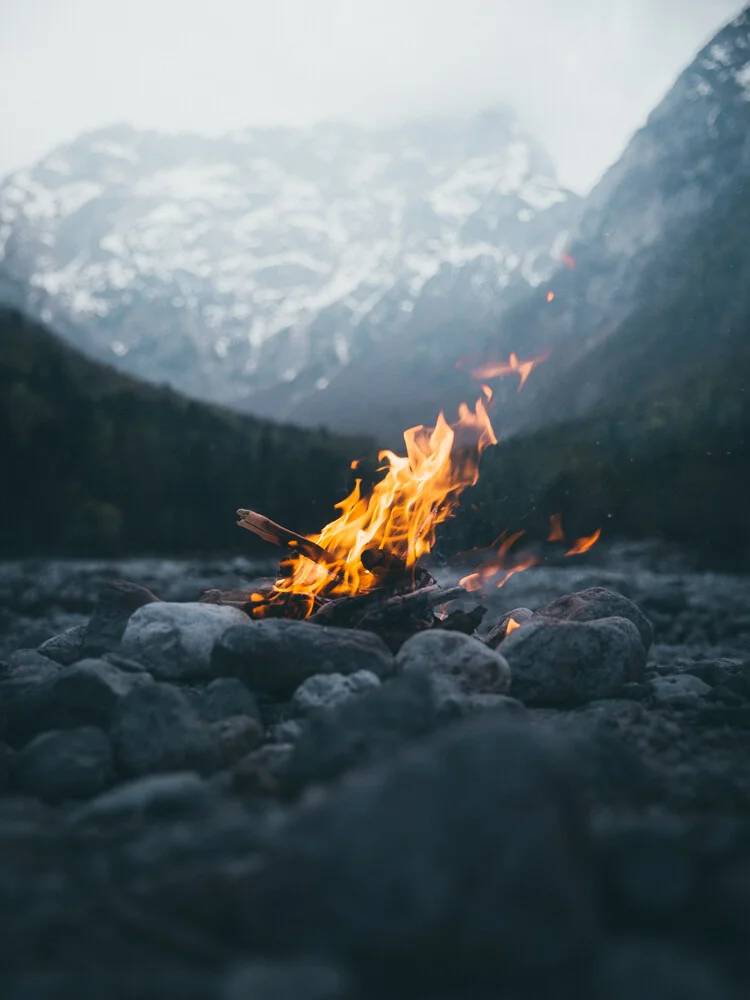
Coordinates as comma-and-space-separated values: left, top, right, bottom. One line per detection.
497, 3, 750, 431
287, 5, 750, 441
0, 108, 579, 416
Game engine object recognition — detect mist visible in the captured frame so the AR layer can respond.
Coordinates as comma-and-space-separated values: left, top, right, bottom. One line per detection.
0, 0, 743, 191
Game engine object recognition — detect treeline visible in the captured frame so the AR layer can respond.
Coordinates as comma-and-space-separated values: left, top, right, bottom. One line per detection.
0, 308, 372, 557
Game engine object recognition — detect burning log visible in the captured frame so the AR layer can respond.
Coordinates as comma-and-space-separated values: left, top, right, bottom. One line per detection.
230, 361, 597, 638
354, 584, 467, 631
237, 509, 337, 568
435, 604, 487, 635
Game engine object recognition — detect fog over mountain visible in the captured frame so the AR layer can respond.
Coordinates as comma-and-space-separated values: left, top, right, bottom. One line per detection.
0, 1, 748, 447
0, 108, 579, 418
0, 0, 743, 193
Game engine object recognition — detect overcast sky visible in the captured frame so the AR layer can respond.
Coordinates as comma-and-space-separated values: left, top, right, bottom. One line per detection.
0, 0, 743, 193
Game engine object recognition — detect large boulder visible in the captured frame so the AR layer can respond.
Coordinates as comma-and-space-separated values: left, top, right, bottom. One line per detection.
501, 617, 646, 706
120, 602, 250, 681
533, 588, 653, 651
111, 682, 223, 777
244, 716, 599, 991
212, 620, 394, 699
396, 629, 511, 694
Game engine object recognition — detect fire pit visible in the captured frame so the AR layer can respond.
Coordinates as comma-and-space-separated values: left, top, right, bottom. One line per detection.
201, 353, 600, 651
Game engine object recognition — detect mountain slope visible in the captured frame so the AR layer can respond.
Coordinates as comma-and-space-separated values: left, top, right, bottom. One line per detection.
0, 109, 578, 418
289, 5, 750, 440
0, 308, 369, 557
448, 169, 750, 569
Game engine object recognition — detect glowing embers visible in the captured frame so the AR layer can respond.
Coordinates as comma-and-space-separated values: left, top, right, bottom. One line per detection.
456, 350, 550, 393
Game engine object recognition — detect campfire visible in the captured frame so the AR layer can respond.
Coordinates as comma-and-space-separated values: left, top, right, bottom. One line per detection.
208, 353, 600, 648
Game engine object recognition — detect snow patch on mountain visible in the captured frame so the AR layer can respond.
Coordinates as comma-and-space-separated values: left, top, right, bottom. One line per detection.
0, 110, 579, 412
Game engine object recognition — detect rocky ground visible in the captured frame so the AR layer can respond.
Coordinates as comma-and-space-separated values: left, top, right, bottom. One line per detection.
0, 542, 749, 999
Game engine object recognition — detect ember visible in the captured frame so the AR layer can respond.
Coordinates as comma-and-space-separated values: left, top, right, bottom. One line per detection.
457, 350, 549, 392
558, 251, 576, 269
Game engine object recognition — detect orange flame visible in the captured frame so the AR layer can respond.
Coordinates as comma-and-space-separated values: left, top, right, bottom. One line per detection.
546, 290, 555, 302
547, 513, 565, 542
459, 530, 539, 592
506, 616, 521, 635
565, 528, 601, 556
558, 252, 576, 270
244, 350, 595, 616
468, 351, 550, 393
266, 396, 498, 615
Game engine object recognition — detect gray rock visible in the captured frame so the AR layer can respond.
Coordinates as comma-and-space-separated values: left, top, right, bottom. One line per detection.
197, 677, 261, 723
83, 579, 161, 657
396, 629, 511, 694
245, 717, 598, 990
13, 727, 113, 803
111, 682, 222, 777
485, 608, 534, 648
72, 771, 213, 823
289, 670, 381, 717
2, 658, 152, 748
650, 674, 712, 705
4, 648, 60, 675
272, 720, 305, 744
222, 960, 350, 1000
282, 671, 460, 793
121, 602, 250, 681
212, 619, 394, 698
210, 715, 264, 766
37, 623, 87, 665
501, 617, 646, 705
0, 653, 60, 746
533, 587, 653, 651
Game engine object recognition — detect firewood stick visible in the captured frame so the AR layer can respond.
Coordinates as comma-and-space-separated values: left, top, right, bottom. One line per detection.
236, 509, 337, 566
355, 584, 467, 629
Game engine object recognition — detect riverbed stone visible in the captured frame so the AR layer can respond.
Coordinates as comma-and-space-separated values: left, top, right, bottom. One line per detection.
111, 682, 223, 777
289, 670, 381, 717
212, 620, 394, 699
13, 726, 114, 803
396, 629, 511, 694
120, 602, 250, 681
501, 617, 646, 705
533, 587, 653, 651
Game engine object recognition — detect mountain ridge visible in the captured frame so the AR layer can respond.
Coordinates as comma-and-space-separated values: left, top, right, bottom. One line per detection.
0, 107, 578, 421
284, 5, 750, 439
